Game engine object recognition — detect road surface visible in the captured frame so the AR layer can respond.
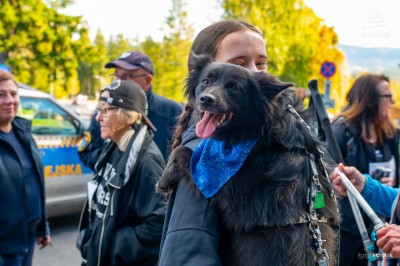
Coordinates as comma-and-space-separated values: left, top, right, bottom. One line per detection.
33, 213, 82, 266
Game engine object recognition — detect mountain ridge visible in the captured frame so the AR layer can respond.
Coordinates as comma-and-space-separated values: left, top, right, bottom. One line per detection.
338, 44, 400, 79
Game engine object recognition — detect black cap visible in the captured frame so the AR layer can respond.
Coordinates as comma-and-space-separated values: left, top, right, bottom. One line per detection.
105, 51, 154, 75
100, 80, 156, 131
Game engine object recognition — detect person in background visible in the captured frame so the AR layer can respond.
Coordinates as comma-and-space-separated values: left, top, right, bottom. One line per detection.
0, 70, 51, 266
330, 74, 400, 266
157, 20, 269, 265
76, 80, 165, 266
331, 163, 400, 264
78, 52, 183, 169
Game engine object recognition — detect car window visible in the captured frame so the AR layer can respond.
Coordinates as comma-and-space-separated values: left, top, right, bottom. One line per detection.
18, 97, 78, 135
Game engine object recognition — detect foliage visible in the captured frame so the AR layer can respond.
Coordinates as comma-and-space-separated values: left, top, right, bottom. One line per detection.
0, 0, 361, 113
221, 0, 352, 114
0, 0, 92, 98
145, 0, 194, 103
78, 29, 112, 98
107, 34, 137, 66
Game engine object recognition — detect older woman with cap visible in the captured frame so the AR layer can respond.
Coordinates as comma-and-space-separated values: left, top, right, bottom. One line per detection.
76, 80, 165, 266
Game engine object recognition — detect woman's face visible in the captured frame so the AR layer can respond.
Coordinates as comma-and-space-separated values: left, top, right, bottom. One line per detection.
214, 30, 267, 72
377, 80, 394, 119
95, 90, 130, 142
0, 79, 19, 130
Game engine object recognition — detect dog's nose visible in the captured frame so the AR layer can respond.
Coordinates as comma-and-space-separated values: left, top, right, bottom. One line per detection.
200, 94, 215, 105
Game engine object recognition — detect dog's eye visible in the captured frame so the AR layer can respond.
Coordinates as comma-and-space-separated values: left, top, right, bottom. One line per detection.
225, 81, 240, 92
201, 79, 209, 85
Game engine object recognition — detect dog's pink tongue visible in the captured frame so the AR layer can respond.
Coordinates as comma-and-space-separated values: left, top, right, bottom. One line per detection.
196, 111, 222, 138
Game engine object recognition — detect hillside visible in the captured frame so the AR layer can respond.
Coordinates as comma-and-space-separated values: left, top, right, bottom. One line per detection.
338, 44, 400, 80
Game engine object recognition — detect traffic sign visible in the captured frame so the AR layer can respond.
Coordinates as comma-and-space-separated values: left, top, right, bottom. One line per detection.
320, 61, 336, 79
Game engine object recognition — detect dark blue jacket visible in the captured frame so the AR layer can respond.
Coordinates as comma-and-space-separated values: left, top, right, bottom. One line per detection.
146, 87, 183, 160
78, 111, 105, 170
0, 117, 49, 254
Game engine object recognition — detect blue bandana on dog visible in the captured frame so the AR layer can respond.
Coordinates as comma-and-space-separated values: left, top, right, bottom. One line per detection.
191, 138, 258, 198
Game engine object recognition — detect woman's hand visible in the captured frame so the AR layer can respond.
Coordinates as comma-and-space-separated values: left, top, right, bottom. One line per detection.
37, 235, 52, 249
380, 177, 394, 187
376, 224, 400, 258
329, 163, 366, 197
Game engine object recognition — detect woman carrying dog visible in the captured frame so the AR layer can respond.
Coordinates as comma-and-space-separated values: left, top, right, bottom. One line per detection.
157, 20, 339, 265
331, 74, 400, 266
158, 21, 267, 265
76, 80, 165, 266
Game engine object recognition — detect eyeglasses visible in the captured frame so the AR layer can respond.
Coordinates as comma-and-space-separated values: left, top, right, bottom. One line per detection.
96, 106, 119, 117
379, 94, 394, 100
111, 73, 147, 80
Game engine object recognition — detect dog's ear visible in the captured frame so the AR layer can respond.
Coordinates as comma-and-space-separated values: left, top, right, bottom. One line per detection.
254, 72, 294, 99
185, 52, 213, 103
188, 51, 213, 73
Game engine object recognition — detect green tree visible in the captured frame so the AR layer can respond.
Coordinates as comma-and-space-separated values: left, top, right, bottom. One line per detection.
98, 0, 194, 103
107, 34, 136, 65
0, 0, 94, 98
76, 29, 110, 98
141, 0, 194, 102
221, 0, 351, 113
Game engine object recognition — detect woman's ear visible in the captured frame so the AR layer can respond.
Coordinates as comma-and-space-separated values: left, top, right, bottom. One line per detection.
137, 113, 143, 124
127, 112, 142, 126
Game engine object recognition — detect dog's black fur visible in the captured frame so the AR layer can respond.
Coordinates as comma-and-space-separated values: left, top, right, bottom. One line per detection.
158, 55, 339, 265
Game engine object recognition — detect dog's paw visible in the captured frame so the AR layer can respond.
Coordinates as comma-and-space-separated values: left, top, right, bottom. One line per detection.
156, 146, 193, 194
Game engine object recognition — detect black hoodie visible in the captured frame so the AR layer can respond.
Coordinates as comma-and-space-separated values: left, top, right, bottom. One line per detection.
78, 127, 165, 266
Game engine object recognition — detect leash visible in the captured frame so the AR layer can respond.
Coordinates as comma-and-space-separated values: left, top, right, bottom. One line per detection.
308, 79, 384, 266
285, 101, 332, 266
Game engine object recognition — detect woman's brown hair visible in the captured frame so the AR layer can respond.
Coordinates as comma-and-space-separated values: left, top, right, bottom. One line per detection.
340, 74, 395, 145
170, 20, 263, 151
0, 70, 18, 87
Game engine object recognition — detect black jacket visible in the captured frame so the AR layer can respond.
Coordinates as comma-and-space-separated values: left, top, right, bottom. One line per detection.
78, 127, 166, 266
332, 121, 400, 265
333, 122, 400, 186
159, 179, 221, 266
332, 121, 400, 232
0, 117, 49, 254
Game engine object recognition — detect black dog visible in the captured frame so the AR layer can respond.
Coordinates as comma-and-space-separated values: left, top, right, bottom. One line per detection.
158, 55, 339, 265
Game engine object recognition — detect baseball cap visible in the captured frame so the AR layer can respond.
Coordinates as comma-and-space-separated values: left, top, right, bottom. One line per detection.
105, 51, 154, 75
99, 80, 156, 131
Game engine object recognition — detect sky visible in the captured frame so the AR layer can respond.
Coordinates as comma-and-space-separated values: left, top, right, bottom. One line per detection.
61, 0, 400, 48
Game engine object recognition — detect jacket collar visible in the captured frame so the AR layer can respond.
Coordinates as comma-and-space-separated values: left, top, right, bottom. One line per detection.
96, 125, 150, 189
145, 86, 154, 106
12, 116, 32, 133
